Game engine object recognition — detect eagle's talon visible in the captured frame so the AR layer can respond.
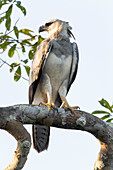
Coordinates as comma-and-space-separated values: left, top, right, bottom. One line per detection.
39, 102, 51, 111
60, 96, 79, 114
51, 103, 56, 110
39, 102, 42, 106
54, 105, 58, 110
54, 106, 59, 112
65, 107, 69, 111
72, 106, 80, 110
39, 101, 57, 112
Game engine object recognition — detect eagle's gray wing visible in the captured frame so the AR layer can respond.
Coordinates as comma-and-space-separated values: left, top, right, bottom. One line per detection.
29, 39, 52, 153
29, 39, 52, 104
67, 42, 79, 94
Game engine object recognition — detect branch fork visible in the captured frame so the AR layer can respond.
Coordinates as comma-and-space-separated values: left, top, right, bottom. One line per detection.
0, 104, 113, 170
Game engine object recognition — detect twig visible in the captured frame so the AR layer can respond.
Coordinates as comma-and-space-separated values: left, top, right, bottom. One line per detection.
0, 60, 6, 68
0, 11, 7, 16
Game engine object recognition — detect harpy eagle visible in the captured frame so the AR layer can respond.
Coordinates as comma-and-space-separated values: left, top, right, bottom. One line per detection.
29, 19, 79, 153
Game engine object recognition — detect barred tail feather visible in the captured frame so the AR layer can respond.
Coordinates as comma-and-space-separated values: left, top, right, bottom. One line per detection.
32, 125, 50, 153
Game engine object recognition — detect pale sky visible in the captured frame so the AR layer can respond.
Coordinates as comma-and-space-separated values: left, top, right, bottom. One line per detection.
0, 0, 113, 170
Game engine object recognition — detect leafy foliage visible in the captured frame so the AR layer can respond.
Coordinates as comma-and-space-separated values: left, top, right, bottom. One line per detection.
19, 29, 34, 37
14, 26, 19, 39
16, 3, 26, 16
8, 44, 17, 57
14, 65, 21, 81
98, 99, 112, 112
92, 98, 113, 122
24, 65, 30, 76
0, 0, 44, 82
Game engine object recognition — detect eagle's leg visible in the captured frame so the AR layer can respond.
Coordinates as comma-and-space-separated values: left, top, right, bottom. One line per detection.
60, 96, 79, 114
58, 80, 79, 114
40, 92, 56, 111
39, 74, 56, 111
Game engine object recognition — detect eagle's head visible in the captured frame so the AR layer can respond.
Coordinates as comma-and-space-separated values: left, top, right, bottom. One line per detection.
38, 19, 75, 39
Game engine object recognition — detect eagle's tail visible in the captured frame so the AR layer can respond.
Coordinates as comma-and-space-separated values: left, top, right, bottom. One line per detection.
32, 125, 50, 153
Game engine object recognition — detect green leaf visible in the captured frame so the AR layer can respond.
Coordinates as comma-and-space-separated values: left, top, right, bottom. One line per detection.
10, 62, 19, 67
92, 110, 110, 115
106, 118, 113, 123
111, 105, 113, 112
21, 59, 28, 64
6, 4, 13, 19
0, 16, 5, 24
14, 66, 21, 82
5, 17, 11, 30
0, 41, 13, 51
8, 0, 13, 2
16, 4, 26, 16
101, 114, 110, 120
38, 35, 45, 44
14, 26, 19, 39
24, 65, 30, 76
0, 1, 2, 9
28, 50, 34, 60
24, 35, 37, 42
20, 43, 25, 53
19, 29, 34, 37
10, 67, 14, 72
28, 49, 36, 60
8, 44, 17, 57
99, 98, 112, 112
0, 42, 8, 51
22, 39, 32, 45
16, 1, 21, 5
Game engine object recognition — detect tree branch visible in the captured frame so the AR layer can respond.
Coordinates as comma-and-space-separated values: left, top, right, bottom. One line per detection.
0, 104, 113, 170
4, 121, 31, 170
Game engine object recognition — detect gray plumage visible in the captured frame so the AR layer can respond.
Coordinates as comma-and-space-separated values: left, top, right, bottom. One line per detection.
29, 19, 79, 153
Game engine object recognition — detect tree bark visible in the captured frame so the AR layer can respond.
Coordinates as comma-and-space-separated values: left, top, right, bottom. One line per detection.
0, 104, 113, 170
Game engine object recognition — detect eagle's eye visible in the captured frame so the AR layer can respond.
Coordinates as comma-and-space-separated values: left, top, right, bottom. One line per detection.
45, 22, 53, 27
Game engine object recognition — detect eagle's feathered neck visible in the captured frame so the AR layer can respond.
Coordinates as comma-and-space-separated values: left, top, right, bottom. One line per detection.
48, 30, 70, 41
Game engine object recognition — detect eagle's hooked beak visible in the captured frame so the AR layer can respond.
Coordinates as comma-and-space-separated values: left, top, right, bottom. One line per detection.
38, 25, 47, 33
